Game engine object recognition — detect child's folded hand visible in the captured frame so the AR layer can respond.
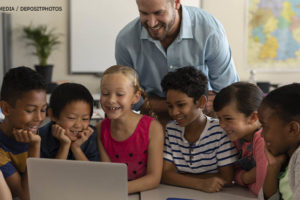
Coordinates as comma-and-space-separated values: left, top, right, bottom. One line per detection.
241, 167, 256, 185
199, 176, 225, 193
72, 127, 93, 148
52, 124, 71, 145
12, 128, 41, 144
264, 146, 287, 168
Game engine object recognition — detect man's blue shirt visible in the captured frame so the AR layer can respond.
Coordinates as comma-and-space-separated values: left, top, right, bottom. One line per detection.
115, 5, 239, 97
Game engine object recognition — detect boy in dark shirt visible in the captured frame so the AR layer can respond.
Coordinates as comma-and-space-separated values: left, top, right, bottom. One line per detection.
0, 66, 47, 200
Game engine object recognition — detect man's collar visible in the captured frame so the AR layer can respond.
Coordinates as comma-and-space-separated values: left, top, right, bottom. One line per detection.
140, 5, 193, 41
179, 5, 193, 39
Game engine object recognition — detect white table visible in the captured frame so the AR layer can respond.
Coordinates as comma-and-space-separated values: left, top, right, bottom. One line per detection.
141, 184, 257, 200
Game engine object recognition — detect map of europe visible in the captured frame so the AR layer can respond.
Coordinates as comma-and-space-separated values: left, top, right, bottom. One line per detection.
248, 0, 300, 69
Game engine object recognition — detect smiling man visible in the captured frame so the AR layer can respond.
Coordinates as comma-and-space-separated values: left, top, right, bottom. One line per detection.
115, 0, 239, 122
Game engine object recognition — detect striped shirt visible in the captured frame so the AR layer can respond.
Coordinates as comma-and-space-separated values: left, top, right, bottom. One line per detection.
164, 116, 238, 174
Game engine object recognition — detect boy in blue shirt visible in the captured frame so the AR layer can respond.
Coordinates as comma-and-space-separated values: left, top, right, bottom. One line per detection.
0, 66, 47, 200
39, 83, 98, 161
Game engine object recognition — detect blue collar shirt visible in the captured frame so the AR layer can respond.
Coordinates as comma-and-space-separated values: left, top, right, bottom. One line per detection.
115, 5, 239, 97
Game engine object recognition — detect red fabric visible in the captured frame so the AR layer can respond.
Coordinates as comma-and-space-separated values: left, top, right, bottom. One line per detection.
101, 115, 153, 180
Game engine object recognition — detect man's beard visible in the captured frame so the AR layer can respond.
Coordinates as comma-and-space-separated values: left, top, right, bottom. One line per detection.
143, 10, 176, 41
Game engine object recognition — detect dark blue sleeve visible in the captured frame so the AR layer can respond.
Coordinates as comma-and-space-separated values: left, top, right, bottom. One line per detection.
0, 145, 17, 178
39, 122, 58, 159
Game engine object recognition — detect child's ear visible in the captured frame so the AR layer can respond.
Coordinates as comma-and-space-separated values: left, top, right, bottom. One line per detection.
132, 90, 141, 105
197, 95, 207, 109
287, 121, 300, 138
0, 101, 12, 116
247, 111, 259, 125
47, 108, 57, 122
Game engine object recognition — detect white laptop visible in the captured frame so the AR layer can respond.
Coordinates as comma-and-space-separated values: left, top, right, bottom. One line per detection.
27, 158, 128, 200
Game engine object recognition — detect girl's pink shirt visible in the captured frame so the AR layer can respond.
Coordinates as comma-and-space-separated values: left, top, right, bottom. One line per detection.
100, 115, 153, 180
234, 129, 268, 195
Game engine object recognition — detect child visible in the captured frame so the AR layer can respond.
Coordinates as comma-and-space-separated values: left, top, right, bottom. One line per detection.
161, 66, 238, 193
213, 82, 267, 195
0, 66, 47, 200
97, 65, 164, 194
39, 83, 99, 161
0, 169, 12, 200
258, 83, 300, 200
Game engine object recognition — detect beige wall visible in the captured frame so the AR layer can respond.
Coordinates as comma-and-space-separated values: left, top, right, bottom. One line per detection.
2, 0, 299, 94
2, 0, 100, 94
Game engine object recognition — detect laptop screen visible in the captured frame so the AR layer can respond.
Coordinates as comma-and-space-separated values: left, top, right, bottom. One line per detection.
27, 158, 128, 200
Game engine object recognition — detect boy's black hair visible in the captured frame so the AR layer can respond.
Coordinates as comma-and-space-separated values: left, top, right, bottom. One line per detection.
49, 83, 94, 118
0, 66, 46, 106
161, 66, 208, 103
261, 83, 300, 123
213, 82, 264, 117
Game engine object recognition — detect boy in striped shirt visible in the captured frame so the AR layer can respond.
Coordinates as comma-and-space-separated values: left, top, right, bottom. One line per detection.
161, 67, 238, 192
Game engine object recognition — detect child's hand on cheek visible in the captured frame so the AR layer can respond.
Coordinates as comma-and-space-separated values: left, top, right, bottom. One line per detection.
12, 128, 41, 144
264, 147, 287, 169
71, 127, 93, 149
52, 124, 71, 145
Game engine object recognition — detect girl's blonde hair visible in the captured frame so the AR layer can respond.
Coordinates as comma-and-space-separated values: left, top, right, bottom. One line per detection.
101, 65, 155, 118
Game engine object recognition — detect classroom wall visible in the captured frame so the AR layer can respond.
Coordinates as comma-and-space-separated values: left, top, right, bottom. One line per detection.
2, 0, 300, 94
2, 0, 101, 94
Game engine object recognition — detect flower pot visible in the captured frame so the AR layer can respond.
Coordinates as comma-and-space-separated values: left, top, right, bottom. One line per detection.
34, 65, 53, 84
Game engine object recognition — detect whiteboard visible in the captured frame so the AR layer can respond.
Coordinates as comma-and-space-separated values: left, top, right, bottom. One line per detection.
69, 0, 138, 73
69, 0, 201, 74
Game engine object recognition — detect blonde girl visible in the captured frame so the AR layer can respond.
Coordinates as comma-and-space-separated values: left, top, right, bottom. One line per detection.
96, 65, 164, 194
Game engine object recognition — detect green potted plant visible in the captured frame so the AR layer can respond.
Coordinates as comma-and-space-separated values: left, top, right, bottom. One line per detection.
23, 24, 61, 84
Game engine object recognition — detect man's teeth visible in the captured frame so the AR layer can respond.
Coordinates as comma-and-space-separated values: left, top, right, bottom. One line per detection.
150, 25, 161, 30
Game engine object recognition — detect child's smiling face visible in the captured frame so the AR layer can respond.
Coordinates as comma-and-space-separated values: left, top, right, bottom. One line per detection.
6, 89, 47, 134
216, 101, 254, 142
51, 100, 91, 141
100, 72, 140, 119
166, 89, 204, 127
258, 104, 291, 156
